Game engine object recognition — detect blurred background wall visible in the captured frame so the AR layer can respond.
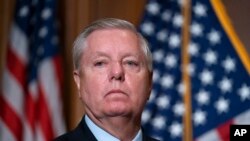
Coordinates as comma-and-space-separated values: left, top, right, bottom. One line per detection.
0, 0, 249, 131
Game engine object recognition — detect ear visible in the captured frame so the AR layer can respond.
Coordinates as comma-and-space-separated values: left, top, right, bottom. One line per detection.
73, 70, 81, 98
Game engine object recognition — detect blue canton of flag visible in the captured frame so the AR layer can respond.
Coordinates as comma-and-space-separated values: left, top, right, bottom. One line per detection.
139, 0, 250, 141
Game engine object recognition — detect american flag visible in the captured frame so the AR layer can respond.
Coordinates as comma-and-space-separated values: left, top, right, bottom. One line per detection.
139, 0, 250, 141
0, 0, 65, 141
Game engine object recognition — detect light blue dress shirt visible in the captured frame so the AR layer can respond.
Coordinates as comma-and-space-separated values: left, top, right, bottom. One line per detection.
85, 115, 142, 141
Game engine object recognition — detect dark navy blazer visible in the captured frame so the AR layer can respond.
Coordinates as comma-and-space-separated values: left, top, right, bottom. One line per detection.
53, 116, 159, 141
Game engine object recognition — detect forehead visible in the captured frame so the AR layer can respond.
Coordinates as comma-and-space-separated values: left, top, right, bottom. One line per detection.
84, 29, 142, 53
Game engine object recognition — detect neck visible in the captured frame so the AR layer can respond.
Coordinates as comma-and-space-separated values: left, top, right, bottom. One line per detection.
87, 114, 141, 141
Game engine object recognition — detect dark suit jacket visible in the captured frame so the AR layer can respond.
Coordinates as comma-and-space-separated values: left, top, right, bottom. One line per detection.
54, 116, 159, 141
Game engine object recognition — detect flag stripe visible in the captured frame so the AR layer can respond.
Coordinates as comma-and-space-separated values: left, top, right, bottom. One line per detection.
9, 24, 28, 64
38, 84, 55, 140
0, 120, 17, 141
196, 129, 220, 141
0, 96, 23, 141
39, 58, 65, 135
216, 120, 232, 141
25, 90, 36, 133
2, 69, 25, 118
6, 46, 26, 87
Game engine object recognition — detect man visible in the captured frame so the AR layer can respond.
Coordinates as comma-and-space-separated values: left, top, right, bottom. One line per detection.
54, 18, 158, 141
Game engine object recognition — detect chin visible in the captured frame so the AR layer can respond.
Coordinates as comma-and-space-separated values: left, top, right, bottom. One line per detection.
105, 107, 131, 117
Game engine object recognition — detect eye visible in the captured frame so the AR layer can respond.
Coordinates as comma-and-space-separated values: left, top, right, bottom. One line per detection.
125, 60, 139, 66
94, 61, 106, 67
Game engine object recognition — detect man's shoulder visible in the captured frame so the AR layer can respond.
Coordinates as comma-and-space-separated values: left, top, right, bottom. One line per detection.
53, 117, 97, 141
53, 127, 83, 141
53, 133, 70, 141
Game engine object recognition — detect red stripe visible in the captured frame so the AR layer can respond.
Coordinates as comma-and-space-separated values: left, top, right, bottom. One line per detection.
37, 83, 54, 140
0, 95, 23, 141
217, 120, 233, 141
24, 90, 36, 134
6, 44, 27, 86
53, 55, 63, 87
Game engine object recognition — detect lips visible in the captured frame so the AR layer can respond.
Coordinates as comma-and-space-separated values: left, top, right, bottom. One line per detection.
105, 89, 127, 97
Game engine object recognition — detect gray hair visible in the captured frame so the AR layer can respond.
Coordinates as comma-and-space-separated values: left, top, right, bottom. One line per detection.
72, 18, 153, 72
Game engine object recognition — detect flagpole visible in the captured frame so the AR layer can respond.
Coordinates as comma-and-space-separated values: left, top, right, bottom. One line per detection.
181, 0, 192, 141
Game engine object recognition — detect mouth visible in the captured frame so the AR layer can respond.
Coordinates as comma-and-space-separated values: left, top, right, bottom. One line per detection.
105, 89, 127, 97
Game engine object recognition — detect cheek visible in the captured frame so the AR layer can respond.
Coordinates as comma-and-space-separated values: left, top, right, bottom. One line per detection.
79, 73, 107, 103
127, 73, 151, 102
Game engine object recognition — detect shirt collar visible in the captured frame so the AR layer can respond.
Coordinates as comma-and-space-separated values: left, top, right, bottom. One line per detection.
85, 115, 142, 141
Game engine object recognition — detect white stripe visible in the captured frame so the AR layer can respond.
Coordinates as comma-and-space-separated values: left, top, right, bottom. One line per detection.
39, 59, 65, 136
234, 109, 250, 124
2, 68, 25, 119
9, 24, 28, 64
23, 121, 34, 141
36, 125, 45, 141
196, 129, 221, 141
0, 120, 17, 141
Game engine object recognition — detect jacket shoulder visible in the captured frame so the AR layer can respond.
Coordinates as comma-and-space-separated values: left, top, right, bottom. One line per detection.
53, 117, 97, 141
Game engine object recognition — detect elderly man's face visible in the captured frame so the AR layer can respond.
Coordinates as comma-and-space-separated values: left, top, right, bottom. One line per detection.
74, 29, 152, 118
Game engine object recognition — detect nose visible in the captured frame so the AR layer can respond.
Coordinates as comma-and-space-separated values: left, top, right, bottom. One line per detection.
110, 62, 125, 82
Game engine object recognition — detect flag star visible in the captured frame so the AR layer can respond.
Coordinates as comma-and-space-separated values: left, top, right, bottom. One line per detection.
164, 54, 177, 68
187, 63, 196, 76
215, 97, 229, 114
141, 22, 155, 35
193, 2, 207, 17
196, 90, 210, 105
169, 122, 182, 138
199, 69, 214, 85
177, 0, 184, 6
173, 14, 183, 28
151, 116, 166, 129
173, 102, 185, 116
39, 26, 48, 38
161, 10, 172, 22
153, 49, 164, 62
153, 69, 160, 83
193, 110, 207, 126
156, 95, 170, 109
238, 84, 250, 101
168, 33, 181, 48
147, 1, 160, 15
19, 6, 29, 17
190, 22, 203, 37
203, 49, 217, 65
218, 77, 233, 93
142, 110, 151, 123
177, 83, 185, 96
156, 29, 168, 42
188, 42, 199, 56
207, 29, 221, 45
161, 75, 174, 89
222, 56, 236, 73
42, 8, 52, 20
